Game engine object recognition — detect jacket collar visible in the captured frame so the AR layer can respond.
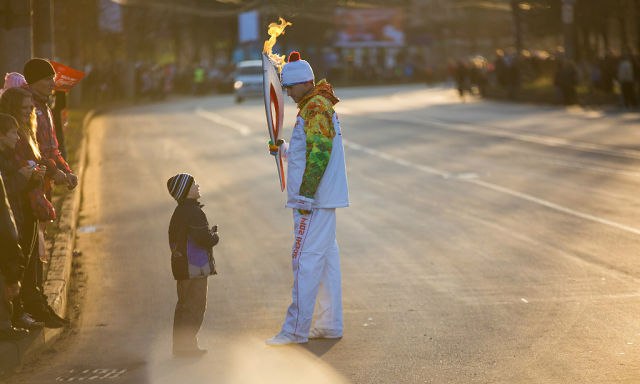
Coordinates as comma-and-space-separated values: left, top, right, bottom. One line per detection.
179, 198, 203, 208
297, 79, 340, 110
26, 86, 49, 104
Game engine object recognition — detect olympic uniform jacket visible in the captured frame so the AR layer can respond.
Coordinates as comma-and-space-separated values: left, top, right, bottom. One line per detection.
285, 80, 349, 209
168, 199, 218, 280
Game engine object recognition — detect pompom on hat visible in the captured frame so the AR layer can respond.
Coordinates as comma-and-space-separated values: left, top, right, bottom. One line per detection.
167, 173, 194, 201
23, 58, 56, 85
281, 51, 314, 87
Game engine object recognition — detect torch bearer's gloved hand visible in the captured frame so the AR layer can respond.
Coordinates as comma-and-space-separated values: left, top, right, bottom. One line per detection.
295, 194, 313, 215
292, 195, 314, 211
268, 139, 286, 156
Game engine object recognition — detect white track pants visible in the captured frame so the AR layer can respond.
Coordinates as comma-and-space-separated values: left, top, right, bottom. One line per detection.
281, 208, 343, 338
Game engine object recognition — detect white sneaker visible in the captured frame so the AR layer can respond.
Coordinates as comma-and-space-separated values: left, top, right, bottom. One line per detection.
265, 332, 308, 346
308, 328, 342, 339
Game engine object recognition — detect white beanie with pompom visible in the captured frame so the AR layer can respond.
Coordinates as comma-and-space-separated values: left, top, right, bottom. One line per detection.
281, 51, 314, 87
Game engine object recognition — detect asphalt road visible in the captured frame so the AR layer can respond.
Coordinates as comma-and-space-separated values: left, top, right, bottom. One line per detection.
7, 85, 640, 383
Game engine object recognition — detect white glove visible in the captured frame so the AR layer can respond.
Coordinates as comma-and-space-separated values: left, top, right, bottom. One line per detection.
279, 140, 289, 160
292, 195, 314, 211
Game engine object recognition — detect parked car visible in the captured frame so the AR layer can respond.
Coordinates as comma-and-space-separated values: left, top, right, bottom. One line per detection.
233, 60, 263, 103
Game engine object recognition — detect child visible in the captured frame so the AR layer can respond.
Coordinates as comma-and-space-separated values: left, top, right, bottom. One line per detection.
167, 173, 219, 357
0, 113, 28, 340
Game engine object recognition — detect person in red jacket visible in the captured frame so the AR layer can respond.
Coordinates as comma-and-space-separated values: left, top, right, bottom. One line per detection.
23, 58, 78, 196
21, 58, 73, 327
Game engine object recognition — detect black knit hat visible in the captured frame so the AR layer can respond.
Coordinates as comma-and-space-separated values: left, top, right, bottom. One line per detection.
167, 173, 194, 201
23, 58, 55, 85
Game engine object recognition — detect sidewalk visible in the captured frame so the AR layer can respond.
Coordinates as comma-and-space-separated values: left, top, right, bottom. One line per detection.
0, 110, 92, 379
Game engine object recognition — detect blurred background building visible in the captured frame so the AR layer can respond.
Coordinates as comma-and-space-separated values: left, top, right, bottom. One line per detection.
0, 0, 638, 103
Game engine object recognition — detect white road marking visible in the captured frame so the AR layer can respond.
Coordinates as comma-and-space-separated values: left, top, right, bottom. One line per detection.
195, 108, 251, 136
387, 115, 640, 161
343, 139, 640, 237
345, 141, 450, 178
537, 156, 640, 178
467, 178, 640, 236
197, 107, 640, 236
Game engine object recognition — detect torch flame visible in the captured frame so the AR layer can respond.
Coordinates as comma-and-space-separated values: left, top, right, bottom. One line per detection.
263, 17, 292, 72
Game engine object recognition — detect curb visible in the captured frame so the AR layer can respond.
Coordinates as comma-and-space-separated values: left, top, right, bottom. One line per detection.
0, 109, 94, 378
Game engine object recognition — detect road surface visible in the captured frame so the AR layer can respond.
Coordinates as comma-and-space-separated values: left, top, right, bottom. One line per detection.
7, 85, 640, 383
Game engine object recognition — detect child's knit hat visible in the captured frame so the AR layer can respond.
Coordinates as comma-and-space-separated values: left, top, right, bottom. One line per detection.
3, 72, 26, 90
167, 173, 194, 201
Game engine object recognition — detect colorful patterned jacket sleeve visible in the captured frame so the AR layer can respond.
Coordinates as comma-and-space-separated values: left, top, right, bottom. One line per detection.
299, 97, 335, 198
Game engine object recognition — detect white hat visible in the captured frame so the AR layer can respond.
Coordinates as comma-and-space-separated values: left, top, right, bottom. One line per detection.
281, 51, 314, 87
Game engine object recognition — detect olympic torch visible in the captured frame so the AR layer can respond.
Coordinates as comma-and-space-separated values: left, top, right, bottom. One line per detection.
262, 17, 292, 192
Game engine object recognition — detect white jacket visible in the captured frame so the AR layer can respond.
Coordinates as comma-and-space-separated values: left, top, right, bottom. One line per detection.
285, 112, 349, 209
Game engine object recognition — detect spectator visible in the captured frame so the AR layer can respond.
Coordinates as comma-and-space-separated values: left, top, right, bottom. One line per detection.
193, 64, 206, 95
0, 114, 28, 341
554, 59, 579, 105
22, 58, 74, 326
454, 60, 470, 101
1, 72, 27, 98
0, 87, 60, 328
494, 49, 508, 90
617, 53, 638, 108
23, 59, 77, 196
505, 54, 521, 100
600, 51, 617, 94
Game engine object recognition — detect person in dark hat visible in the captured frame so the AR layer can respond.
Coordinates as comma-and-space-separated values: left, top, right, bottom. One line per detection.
167, 173, 220, 357
23, 58, 55, 86
21, 58, 76, 327
23, 58, 76, 193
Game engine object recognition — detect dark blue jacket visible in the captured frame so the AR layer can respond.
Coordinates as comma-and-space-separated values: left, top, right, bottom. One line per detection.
168, 199, 218, 280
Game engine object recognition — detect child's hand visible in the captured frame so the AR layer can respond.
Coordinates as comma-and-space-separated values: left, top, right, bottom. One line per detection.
211, 225, 220, 246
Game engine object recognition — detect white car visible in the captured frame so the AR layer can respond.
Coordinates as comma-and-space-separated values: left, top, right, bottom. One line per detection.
233, 60, 263, 103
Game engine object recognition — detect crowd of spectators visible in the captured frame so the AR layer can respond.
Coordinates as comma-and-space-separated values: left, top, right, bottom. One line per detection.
1, 58, 76, 344
78, 61, 237, 105
76, 48, 439, 105
41, 46, 640, 110
446, 48, 639, 109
